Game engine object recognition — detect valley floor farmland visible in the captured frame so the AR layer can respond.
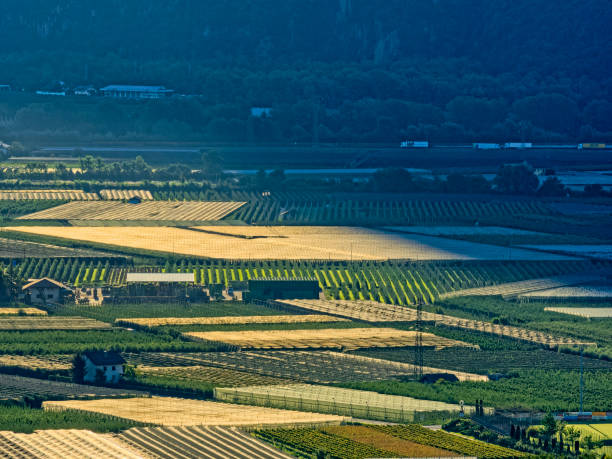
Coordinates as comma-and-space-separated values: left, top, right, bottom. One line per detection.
0, 236, 121, 259
544, 307, 612, 318
0, 374, 147, 402
116, 314, 348, 327
126, 350, 486, 383
214, 384, 474, 422
520, 284, 612, 300
0, 429, 146, 459
43, 397, 345, 427
0, 316, 110, 331
8, 225, 580, 260
183, 327, 473, 350
118, 426, 292, 459
278, 299, 597, 347
18, 200, 246, 221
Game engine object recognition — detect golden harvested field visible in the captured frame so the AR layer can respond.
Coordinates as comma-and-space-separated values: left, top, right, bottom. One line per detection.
116, 314, 348, 327
0, 354, 72, 371
0, 316, 111, 330
99, 189, 153, 200
18, 201, 245, 221
8, 226, 576, 260
43, 396, 345, 427
184, 327, 474, 350
0, 307, 47, 316
0, 190, 99, 200
0, 430, 147, 459
324, 425, 460, 457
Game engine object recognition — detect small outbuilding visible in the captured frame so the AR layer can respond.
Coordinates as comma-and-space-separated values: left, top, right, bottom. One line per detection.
82, 351, 125, 384
21, 278, 72, 305
245, 279, 321, 301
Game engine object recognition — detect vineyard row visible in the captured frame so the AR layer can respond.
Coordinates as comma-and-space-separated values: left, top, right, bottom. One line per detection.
10, 258, 583, 305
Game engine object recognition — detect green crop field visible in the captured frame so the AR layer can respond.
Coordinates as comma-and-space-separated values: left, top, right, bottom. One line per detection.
0, 405, 144, 433
9, 256, 588, 304
340, 369, 612, 412
151, 190, 554, 225
52, 301, 283, 323
0, 329, 229, 355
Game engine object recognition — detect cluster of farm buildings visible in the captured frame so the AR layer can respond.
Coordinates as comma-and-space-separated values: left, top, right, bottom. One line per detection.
20, 275, 321, 307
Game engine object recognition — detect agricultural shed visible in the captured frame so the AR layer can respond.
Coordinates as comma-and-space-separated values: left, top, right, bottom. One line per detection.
122, 272, 205, 300
126, 273, 194, 283
82, 351, 126, 384
21, 278, 72, 305
245, 279, 321, 301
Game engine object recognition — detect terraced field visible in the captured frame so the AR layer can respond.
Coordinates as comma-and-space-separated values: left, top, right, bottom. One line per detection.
116, 314, 347, 327
18, 201, 246, 221
0, 374, 147, 402
126, 350, 486, 383
10, 225, 579, 261
215, 384, 476, 422
44, 396, 345, 427
0, 317, 111, 330
184, 327, 474, 350
278, 299, 596, 347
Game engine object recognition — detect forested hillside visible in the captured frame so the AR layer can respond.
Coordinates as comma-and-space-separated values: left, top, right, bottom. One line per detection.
0, 0, 610, 143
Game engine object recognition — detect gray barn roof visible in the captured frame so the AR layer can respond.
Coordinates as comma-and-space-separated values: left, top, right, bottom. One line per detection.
126, 272, 194, 283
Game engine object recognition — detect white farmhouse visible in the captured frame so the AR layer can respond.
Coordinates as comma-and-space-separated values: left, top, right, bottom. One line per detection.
21, 278, 72, 305
82, 351, 126, 384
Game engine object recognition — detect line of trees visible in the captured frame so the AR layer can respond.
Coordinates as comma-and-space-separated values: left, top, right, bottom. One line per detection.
4, 153, 609, 197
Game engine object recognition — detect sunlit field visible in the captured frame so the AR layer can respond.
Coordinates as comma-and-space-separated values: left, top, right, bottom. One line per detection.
10, 226, 579, 261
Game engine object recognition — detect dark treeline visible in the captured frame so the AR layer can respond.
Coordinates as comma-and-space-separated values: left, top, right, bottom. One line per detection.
2, 154, 607, 198
0, 0, 611, 142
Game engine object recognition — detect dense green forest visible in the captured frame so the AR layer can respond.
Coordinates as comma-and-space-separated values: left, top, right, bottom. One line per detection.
0, 0, 610, 142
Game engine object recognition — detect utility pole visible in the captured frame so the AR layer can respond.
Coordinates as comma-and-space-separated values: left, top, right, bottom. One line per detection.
579, 347, 584, 413
413, 302, 423, 380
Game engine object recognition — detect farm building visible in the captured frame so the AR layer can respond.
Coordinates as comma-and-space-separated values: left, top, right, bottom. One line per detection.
82, 351, 125, 384
245, 279, 321, 301
99, 85, 173, 99
21, 278, 72, 305
126, 273, 195, 283
114, 272, 207, 301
